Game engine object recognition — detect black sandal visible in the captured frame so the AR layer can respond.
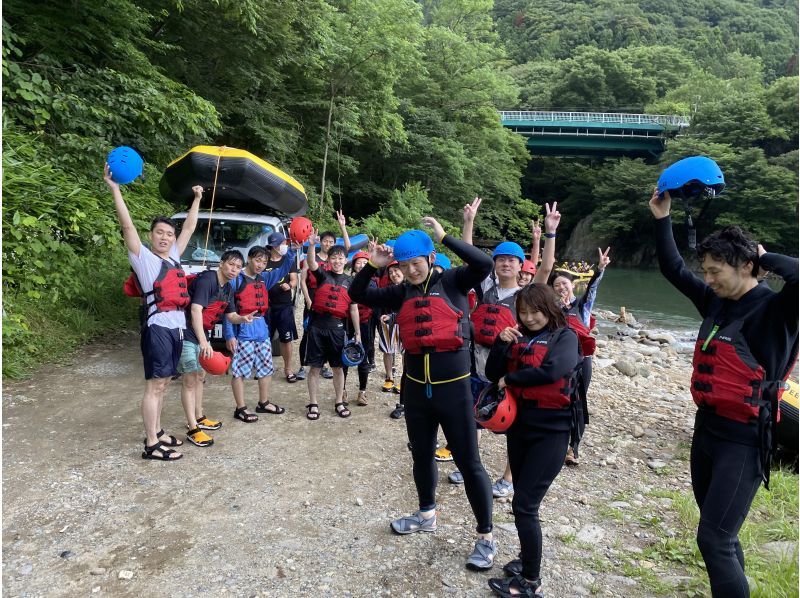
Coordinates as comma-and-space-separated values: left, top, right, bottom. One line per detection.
305, 403, 320, 421
142, 441, 183, 461
142, 429, 183, 447
256, 400, 285, 414
234, 406, 259, 423
487, 575, 542, 598
334, 401, 351, 418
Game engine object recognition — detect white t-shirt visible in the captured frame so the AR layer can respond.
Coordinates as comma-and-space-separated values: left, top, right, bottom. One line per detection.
474, 277, 519, 381
128, 243, 186, 329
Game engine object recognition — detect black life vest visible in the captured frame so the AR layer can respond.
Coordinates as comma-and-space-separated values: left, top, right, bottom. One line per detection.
470, 284, 519, 347
396, 274, 468, 355
123, 258, 192, 319
691, 315, 794, 424
507, 329, 579, 409
563, 304, 596, 357
311, 271, 352, 319
233, 275, 269, 317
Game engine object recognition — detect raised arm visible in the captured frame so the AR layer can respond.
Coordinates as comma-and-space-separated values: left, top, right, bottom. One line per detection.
349, 242, 405, 310
176, 185, 204, 255
530, 219, 541, 267
260, 246, 299, 288
104, 164, 141, 257
759, 247, 798, 320
336, 210, 351, 252
461, 197, 481, 245
306, 229, 320, 272
532, 203, 560, 284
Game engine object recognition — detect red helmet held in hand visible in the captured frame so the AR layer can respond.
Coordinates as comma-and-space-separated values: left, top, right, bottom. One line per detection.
474, 383, 517, 433
289, 216, 313, 244
199, 351, 231, 375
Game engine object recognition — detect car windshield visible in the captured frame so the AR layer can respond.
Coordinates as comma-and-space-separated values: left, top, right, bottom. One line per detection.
174, 218, 275, 264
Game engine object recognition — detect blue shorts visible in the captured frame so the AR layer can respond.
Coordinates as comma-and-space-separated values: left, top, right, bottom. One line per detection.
177, 340, 203, 374
231, 340, 274, 379
269, 304, 298, 343
141, 325, 182, 380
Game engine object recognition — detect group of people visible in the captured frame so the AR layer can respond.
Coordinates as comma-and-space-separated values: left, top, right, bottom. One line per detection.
108, 153, 797, 597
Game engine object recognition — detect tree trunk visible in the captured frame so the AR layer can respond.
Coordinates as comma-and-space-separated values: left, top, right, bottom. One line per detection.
319, 85, 335, 213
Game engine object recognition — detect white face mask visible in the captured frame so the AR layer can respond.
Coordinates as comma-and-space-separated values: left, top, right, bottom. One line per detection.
278, 244, 289, 256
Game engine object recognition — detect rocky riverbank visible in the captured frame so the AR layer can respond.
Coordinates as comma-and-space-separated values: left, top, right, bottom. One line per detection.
1, 312, 790, 597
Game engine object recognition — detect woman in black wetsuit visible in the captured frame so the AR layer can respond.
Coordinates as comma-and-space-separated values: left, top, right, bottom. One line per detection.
484, 284, 581, 598
650, 162, 798, 598
349, 216, 497, 572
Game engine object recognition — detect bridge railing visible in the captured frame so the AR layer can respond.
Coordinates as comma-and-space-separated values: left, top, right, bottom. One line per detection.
499, 111, 690, 128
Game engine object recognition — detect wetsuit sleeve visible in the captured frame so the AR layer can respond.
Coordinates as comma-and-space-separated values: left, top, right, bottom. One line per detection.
260, 249, 297, 289
190, 274, 214, 309
655, 215, 713, 316
223, 285, 235, 314
310, 267, 324, 286
485, 339, 513, 383
442, 235, 493, 293
576, 269, 604, 326
759, 252, 799, 320
504, 329, 579, 387
349, 264, 405, 310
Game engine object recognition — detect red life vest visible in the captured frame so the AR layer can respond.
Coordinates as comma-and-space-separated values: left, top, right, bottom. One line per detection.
189, 270, 231, 331
122, 259, 192, 319
691, 315, 794, 424
507, 329, 577, 409
565, 312, 596, 357
234, 275, 269, 317
468, 288, 478, 312
471, 284, 518, 347
311, 272, 352, 319
304, 258, 330, 292
396, 275, 467, 354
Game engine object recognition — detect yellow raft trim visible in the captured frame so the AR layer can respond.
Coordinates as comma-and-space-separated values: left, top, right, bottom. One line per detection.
784, 378, 799, 410
555, 268, 595, 280
167, 145, 306, 195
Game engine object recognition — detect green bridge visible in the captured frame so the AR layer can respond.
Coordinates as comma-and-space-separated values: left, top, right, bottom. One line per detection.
499, 111, 690, 161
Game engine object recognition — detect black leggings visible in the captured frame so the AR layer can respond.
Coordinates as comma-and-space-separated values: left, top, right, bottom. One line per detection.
299, 307, 311, 367
404, 375, 493, 534
507, 412, 570, 581
691, 422, 761, 597
569, 356, 592, 455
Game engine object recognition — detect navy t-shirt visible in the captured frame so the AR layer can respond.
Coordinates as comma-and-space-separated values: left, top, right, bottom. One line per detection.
185, 270, 235, 344
266, 255, 298, 306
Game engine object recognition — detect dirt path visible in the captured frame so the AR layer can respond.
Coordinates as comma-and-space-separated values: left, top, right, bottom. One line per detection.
3, 326, 701, 597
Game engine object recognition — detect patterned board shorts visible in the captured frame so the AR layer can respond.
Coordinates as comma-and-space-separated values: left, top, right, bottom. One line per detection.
231, 339, 274, 379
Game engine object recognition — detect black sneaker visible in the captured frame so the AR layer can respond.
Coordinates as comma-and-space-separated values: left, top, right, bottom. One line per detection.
390, 404, 405, 419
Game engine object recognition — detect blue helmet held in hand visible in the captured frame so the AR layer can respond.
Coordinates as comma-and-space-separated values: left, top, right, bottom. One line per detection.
107, 146, 144, 184
393, 230, 434, 262
342, 339, 366, 367
492, 241, 525, 263
433, 253, 451, 270
657, 156, 725, 199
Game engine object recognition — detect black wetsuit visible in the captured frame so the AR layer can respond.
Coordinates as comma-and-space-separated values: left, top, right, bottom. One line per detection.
656, 216, 798, 597
350, 235, 494, 533
486, 327, 580, 582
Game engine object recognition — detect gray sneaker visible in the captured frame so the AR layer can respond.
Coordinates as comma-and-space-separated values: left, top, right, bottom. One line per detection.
466, 538, 497, 571
295, 367, 307, 381
321, 366, 334, 379
492, 478, 514, 498
448, 470, 464, 484
390, 510, 437, 535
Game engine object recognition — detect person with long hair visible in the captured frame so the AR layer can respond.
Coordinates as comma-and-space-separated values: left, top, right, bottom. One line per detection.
484, 284, 581, 597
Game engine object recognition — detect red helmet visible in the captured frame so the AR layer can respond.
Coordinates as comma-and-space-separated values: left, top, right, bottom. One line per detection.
289, 216, 313, 244
521, 260, 537, 275
199, 351, 231, 376
474, 383, 517, 433
387, 260, 399, 268
353, 251, 370, 262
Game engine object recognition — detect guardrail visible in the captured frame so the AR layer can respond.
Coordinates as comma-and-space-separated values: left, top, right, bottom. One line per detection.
499, 111, 690, 128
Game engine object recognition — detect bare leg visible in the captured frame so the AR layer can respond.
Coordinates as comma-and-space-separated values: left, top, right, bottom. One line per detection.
502, 460, 512, 483
180, 372, 200, 429
332, 367, 345, 403
143, 377, 171, 446
383, 352, 394, 382
193, 369, 206, 421
281, 341, 293, 376
231, 376, 247, 409
307, 366, 321, 405
257, 375, 272, 404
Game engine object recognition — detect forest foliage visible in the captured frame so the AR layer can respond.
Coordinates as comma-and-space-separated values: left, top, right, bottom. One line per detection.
2, 0, 798, 375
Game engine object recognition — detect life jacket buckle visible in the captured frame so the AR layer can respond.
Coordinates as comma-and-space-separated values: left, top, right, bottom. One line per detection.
415, 299, 430, 308
415, 329, 432, 337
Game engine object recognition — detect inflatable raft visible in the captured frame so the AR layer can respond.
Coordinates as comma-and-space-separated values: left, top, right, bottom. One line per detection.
303, 233, 369, 253
159, 146, 308, 217
556, 268, 595, 282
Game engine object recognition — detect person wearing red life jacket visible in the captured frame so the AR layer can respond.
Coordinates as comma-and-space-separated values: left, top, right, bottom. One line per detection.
347, 250, 378, 406
106, 164, 203, 461
222, 241, 298, 425
178, 250, 257, 447
350, 217, 498, 572
484, 284, 581, 598
548, 246, 610, 466
377, 261, 405, 409
304, 231, 360, 420
264, 233, 300, 382
650, 157, 797, 598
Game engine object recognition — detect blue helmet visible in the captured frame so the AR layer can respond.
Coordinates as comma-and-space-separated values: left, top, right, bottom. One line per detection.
342, 339, 365, 367
657, 156, 725, 198
492, 241, 525, 263
107, 146, 144, 184
433, 254, 451, 270
385, 239, 396, 247
393, 230, 434, 262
